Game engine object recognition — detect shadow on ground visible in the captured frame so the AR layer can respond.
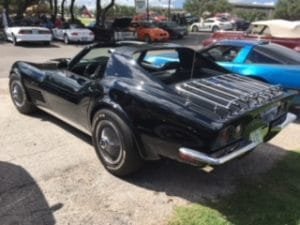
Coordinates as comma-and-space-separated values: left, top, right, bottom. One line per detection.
17, 42, 60, 48
27, 110, 300, 225
0, 161, 63, 225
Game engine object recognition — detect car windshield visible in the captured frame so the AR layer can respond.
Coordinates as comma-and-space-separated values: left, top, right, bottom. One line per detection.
142, 23, 156, 28
163, 22, 178, 28
254, 44, 300, 65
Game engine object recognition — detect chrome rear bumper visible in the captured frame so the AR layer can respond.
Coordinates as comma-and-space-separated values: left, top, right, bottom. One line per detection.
179, 113, 297, 166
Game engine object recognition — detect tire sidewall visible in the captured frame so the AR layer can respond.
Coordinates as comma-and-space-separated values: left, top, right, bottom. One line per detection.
94, 118, 127, 171
9, 76, 34, 114
92, 109, 142, 176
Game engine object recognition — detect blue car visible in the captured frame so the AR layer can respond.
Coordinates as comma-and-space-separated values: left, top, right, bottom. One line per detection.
146, 40, 300, 106
200, 40, 300, 105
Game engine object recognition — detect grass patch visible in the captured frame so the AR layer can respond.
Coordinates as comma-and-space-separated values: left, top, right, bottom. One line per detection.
169, 150, 300, 225
79, 17, 95, 26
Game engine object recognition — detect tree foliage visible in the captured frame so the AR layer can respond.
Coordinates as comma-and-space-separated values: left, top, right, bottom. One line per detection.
234, 9, 268, 22
184, 0, 232, 17
274, 0, 300, 20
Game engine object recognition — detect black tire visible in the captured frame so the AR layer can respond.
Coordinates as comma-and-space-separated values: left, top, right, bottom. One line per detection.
92, 109, 143, 176
44, 41, 50, 46
144, 35, 152, 43
192, 26, 198, 32
9, 75, 35, 114
212, 26, 219, 33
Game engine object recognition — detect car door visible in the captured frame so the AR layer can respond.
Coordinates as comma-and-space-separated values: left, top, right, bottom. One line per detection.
41, 47, 110, 132
41, 70, 96, 132
203, 19, 214, 31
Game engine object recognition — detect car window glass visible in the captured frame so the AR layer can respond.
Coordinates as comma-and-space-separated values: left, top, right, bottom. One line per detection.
206, 46, 242, 62
250, 44, 300, 64
80, 47, 111, 63
246, 49, 280, 64
142, 50, 179, 69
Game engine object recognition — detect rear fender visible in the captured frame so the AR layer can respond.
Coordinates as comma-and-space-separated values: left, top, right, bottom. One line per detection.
89, 98, 155, 160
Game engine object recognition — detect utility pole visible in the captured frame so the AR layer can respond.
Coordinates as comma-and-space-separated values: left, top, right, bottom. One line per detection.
146, 0, 149, 21
168, 0, 171, 21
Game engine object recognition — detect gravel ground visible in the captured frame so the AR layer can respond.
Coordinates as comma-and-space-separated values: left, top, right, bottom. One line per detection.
1, 41, 300, 225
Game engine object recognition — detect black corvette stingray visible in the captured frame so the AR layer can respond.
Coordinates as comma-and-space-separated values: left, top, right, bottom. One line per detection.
9, 42, 296, 176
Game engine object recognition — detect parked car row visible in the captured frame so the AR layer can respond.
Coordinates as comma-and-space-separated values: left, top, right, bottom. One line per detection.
3, 13, 188, 46
189, 15, 250, 33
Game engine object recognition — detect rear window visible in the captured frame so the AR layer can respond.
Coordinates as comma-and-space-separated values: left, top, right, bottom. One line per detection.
249, 44, 300, 65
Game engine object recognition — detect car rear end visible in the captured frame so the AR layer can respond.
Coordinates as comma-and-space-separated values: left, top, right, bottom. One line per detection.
15, 27, 52, 43
175, 74, 296, 166
68, 29, 95, 43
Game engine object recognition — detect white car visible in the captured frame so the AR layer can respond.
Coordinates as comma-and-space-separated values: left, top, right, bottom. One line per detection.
190, 17, 233, 32
52, 23, 95, 44
5, 26, 53, 45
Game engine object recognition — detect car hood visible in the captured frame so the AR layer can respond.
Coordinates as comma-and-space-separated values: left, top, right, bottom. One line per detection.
149, 28, 167, 33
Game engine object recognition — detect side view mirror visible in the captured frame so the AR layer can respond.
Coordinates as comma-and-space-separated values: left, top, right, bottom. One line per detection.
57, 59, 69, 69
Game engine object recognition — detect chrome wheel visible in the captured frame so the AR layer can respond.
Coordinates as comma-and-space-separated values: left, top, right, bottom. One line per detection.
98, 123, 123, 165
11, 82, 25, 107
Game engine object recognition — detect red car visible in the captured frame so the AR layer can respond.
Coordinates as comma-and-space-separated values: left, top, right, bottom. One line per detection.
202, 20, 300, 52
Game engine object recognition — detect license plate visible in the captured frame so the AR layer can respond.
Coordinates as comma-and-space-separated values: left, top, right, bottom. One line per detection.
250, 128, 264, 144
81, 37, 88, 41
33, 30, 39, 34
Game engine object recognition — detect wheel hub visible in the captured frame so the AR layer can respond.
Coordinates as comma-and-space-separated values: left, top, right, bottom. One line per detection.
98, 125, 122, 164
12, 83, 24, 106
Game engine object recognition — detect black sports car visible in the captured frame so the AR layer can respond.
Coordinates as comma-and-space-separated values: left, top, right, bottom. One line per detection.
155, 22, 188, 39
9, 42, 296, 176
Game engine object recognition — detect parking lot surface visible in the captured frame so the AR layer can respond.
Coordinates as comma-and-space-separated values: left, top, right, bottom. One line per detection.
1, 37, 300, 225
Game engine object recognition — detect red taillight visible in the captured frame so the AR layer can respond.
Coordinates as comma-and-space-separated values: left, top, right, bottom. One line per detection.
71, 32, 78, 36
19, 30, 32, 34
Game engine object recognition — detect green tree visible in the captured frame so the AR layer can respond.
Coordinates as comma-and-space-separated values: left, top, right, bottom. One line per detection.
184, 0, 232, 17
274, 0, 300, 20
235, 9, 267, 22
70, 0, 76, 21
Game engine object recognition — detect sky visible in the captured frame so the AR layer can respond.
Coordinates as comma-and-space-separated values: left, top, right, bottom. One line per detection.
76, 0, 278, 9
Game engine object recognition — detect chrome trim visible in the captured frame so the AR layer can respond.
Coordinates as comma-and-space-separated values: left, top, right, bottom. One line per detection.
275, 113, 297, 129
179, 142, 258, 166
36, 105, 91, 135
179, 113, 296, 166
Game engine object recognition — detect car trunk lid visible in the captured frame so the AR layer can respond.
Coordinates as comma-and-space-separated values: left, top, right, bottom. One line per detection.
174, 74, 286, 121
